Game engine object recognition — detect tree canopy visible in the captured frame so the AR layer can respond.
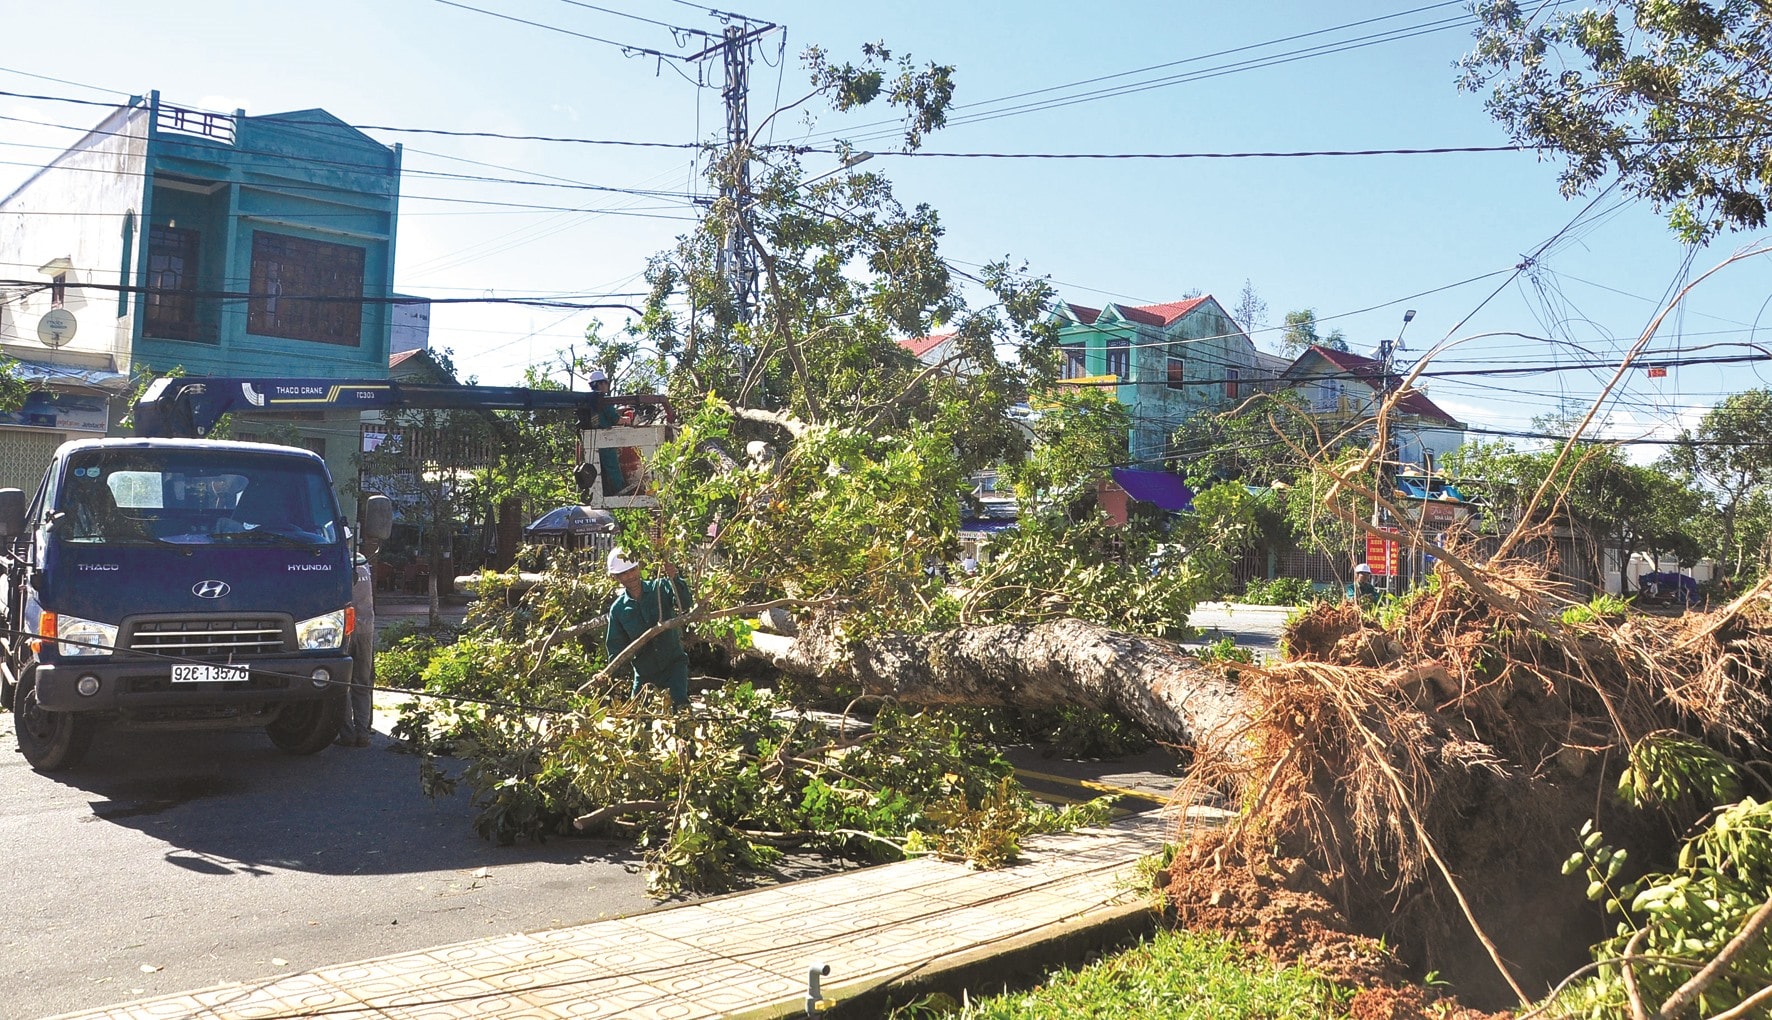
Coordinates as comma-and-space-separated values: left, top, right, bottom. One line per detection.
1461, 1, 1772, 242
1278, 308, 1346, 355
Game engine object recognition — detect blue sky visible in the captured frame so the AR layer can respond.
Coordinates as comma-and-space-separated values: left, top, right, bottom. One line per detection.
5, 0, 1769, 452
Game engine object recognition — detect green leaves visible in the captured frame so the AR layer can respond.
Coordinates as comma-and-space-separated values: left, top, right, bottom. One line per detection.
397, 640, 1102, 895
1462, 1, 1772, 241
643, 397, 962, 637
1617, 730, 1740, 809
1552, 741, 1772, 1019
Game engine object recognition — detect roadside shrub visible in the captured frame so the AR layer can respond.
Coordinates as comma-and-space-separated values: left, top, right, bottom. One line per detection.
1241, 576, 1318, 606
376, 632, 442, 689
1196, 635, 1254, 664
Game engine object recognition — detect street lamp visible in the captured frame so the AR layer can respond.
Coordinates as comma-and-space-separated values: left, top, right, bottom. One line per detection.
801, 150, 874, 189
1379, 308, 1417, 389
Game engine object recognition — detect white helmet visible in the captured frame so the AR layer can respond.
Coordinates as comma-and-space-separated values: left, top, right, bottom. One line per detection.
1353, 563, 1372, 574
606, 547, 639, 575
587, 369, 609, 385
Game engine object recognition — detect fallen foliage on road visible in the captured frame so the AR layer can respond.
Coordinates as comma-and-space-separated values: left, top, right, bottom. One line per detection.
389, 563, 1117, 896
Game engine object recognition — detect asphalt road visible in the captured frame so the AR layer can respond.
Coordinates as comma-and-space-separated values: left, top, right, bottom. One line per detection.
0, 602, 1283, 1019
1184, 600, 1295, 658
0, 713, 658, 1020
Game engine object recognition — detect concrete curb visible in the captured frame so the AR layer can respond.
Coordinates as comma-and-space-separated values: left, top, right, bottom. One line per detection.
723, 898, 1162, 1019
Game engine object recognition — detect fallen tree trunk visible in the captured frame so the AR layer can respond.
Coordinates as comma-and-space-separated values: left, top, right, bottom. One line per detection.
741, 618, 1252, 750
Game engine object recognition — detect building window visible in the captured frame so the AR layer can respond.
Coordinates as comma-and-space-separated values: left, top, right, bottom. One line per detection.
1225, 368, 1241, 400
1106, 337, 1130, 380
144, 226, 201, 339
50, 274, 66, 309
1062, 342, 1087, 380
248, 231, 365, 346
1166, 356, 1186, 391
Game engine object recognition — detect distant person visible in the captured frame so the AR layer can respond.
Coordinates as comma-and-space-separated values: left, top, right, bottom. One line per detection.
960, 554, 978, 576
1354, 562, 1379, 602
604, 547, 694, 708
336, 553, 376, 747
338, 509, 382, 747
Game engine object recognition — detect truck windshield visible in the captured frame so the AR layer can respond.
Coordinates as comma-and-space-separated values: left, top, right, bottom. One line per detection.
57, 448, 341, 547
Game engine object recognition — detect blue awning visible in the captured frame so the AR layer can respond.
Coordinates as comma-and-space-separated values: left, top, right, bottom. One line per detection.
1111, 468, 1194, 511
960, 519, 1020, 535
9, 358, 132, 392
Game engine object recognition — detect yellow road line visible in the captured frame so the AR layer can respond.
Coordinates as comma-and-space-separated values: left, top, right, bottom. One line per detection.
1012, 767, 1167, 804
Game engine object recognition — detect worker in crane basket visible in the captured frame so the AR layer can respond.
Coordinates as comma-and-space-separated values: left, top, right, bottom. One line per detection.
586, 369, 626, 497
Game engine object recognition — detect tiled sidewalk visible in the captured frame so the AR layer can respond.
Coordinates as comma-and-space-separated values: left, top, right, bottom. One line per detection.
44, 813, 1185, 1020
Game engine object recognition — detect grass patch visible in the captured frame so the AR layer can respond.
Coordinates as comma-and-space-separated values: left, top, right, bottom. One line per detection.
893, 927, 1347, 1019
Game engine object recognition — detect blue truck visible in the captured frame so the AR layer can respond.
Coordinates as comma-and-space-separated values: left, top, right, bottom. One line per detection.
1, 376, 667, 771
0, 437, 392, 770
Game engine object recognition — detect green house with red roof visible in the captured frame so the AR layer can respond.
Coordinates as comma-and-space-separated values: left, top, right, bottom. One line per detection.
1051, 296, 1275, 465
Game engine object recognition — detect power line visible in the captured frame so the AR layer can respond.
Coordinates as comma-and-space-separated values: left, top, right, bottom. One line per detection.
872, 143, 1529, 160
549, 0, 714, 36
0, 86, 706, 150
844, 15, 1481, 148
0, 114, 701, 200
430, 0, 692, 62
0, 277, 645, 313
800, 1, 1474, 144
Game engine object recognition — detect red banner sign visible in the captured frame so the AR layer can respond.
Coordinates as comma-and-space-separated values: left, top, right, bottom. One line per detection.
1365, 534, 1399, 576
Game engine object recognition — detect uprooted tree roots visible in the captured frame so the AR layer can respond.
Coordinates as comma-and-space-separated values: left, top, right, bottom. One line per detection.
1174, 560, 1772, 1010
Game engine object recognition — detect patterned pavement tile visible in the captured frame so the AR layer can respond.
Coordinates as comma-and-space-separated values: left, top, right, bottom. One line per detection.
45, 820, 1168, 1020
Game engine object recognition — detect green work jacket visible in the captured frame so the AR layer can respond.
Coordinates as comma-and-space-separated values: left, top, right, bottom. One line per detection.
605, 575, 693, 681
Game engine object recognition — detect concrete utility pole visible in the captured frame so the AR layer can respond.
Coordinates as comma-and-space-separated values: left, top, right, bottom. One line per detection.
721, 24, 756, 324
1371, 309, 1417, 588
686, 21, 778, 327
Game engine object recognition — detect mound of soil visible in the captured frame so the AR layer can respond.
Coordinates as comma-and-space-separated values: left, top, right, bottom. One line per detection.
1160, 835, 1512, 1020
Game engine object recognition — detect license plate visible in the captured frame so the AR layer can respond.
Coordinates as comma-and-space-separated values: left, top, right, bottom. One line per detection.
170, 664, 250, 684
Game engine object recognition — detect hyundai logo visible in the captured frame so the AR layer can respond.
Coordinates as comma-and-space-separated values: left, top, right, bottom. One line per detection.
192, 580, 231, 599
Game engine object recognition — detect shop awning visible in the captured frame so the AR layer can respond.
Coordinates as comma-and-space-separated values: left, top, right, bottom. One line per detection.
1110, 468, 1194, 512
9, 359, 132, 392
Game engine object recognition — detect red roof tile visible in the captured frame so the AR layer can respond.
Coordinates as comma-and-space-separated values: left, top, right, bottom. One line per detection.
1128, 297, 1209, 326
1292, 345, 1461, 426
1116, 306, 1166, 327
898, 332, 955, 358
390, 349, 423, 368
1061, 297, 1212, 329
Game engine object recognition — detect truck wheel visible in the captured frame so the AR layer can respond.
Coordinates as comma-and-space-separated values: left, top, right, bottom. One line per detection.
13, 664, 95, 771
265, 689, 344, 755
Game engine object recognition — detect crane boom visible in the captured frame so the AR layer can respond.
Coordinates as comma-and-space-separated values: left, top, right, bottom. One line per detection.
132, 375, 672, 509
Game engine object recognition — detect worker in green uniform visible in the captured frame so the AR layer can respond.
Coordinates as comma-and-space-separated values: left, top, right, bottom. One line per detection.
587, 369, 625, 497
604, 547, 693, 708
1354, 562, 1380, 603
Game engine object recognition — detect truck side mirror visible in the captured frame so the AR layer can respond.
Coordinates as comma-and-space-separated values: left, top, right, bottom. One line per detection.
360, 494, 393, 552
0, 488, 25, 538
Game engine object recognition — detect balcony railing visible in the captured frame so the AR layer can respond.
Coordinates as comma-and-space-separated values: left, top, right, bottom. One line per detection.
155, 104, 236, 144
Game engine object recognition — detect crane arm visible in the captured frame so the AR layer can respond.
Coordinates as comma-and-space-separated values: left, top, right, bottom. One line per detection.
133, 377, 622, 438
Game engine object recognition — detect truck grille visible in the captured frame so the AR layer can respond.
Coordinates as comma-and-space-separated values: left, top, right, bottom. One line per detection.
126, 618, 288, 658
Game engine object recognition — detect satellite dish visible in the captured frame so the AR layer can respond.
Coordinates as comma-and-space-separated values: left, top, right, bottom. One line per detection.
37, 309, 77, 348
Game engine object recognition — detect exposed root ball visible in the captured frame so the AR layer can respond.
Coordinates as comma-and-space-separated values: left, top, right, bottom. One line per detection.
1178, 560, 1772, 1009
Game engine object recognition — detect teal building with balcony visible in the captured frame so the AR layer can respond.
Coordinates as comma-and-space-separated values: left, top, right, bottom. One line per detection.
1051, 296, 1277, 466
0, 91, 402, 499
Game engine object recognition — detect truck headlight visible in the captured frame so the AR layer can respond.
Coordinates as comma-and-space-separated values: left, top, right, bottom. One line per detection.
54, 614, 118, 657
295, 609, 348, 650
